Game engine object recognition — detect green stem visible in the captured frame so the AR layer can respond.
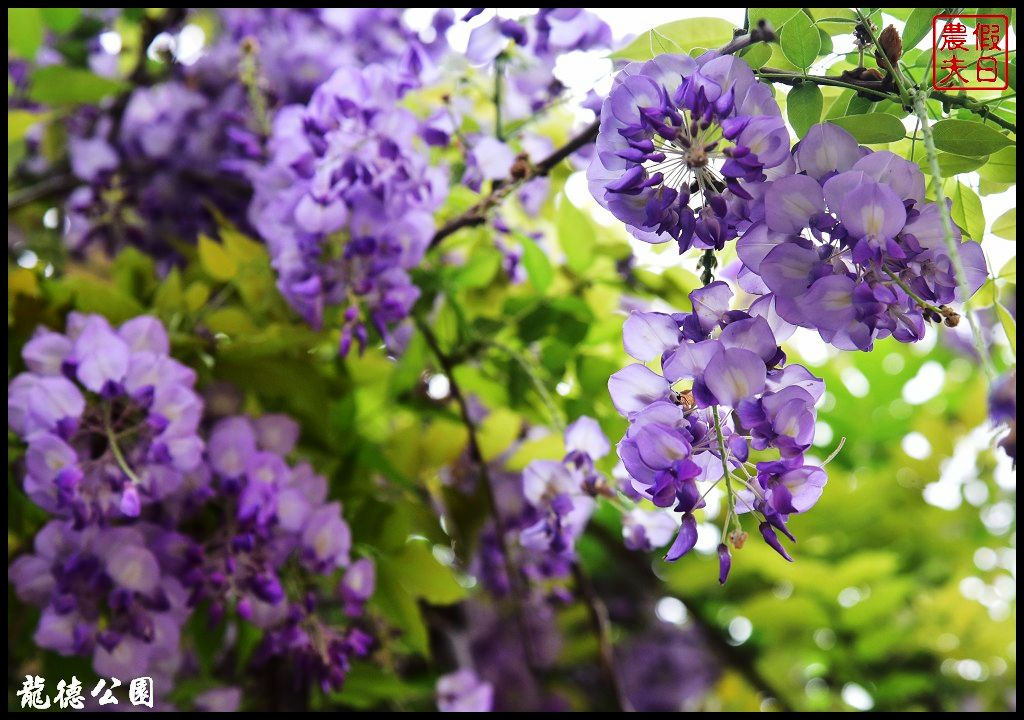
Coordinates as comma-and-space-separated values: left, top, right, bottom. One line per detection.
484, 338, 565, 432
494, 54, 505, 141
855, 9, 910, 100
911, 89, 996, 379
880, 266, 944, 314
104, 411, 142, 485
711, 405, 740, 534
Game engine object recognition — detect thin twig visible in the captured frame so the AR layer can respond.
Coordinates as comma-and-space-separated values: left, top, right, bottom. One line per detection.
429, 120, 599, 248
413, 314, 544, 676
429, 25, 785, 249
571, 561, 634, 712
755, 68, 1016, 133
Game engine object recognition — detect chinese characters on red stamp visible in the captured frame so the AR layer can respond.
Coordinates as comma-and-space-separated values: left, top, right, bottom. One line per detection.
932, 14, 1010, 91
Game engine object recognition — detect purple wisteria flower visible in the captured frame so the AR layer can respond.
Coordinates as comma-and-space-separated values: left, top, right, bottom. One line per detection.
608, 282, 827, 571
989, 370, 1016, 465
8, 313, 203, 523
463, 9, 612, 119
9, 322, 372, 695
437, 668, 495, 712
54, 9, 450, 260
589, 53, 790, 250
736, 122, 988, 350
248, 64, 447, 352
436, 9, 613, 276
519, 416, 612, 560
8, 520, 196, 683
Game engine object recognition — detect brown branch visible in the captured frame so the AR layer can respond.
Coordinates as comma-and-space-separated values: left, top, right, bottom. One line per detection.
589, 524, 796, 712
756, 67, 1016, 134
413, 315, 545, 681
7, 173, 77, 211
572, 561, 634, 712
428, 25, 789, 250
428, 119, 599, 248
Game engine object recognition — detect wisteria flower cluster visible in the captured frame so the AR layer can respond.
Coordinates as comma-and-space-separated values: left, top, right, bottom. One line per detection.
588, 53, 790, 250
735, 122, 988, 351
8, 314, 372, 700
248, 64, 447, 353
608, 282, 828, 577
519, 416, 611, 561
8, 312, 204, 522
423, 9, 614, 281
46, 9, 450, 260
462, 8, 612, 123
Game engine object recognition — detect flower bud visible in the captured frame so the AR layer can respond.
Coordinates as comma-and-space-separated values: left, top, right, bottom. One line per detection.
875, 25, 903, 69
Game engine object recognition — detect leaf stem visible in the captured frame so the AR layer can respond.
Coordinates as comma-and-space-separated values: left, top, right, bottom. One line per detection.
910, 90, 996, 379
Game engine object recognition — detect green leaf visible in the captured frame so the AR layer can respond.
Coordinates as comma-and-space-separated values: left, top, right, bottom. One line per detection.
991, 208, 1016, 240
946, 181, 985, 241
29, 65, 128, 106
9, 8, 44, 58
477, 407, 521, 461
388, 539, 466, 605
8, 110, 49, 143
747, 8, 802, 33
739, 42, 773, 70
828, 113, 907, 144
925, 152, 987, 176
372, 565, 429, 656
63, 273, 145, 323
556, 198, 595, 274
40, 8, 81, 32
978, 145, 1017, 184
453, 247, 501, 289
994, 300, 1016, 354
519, 234, 554, 293
610, 17, 736, 61
787, 83, 823, 138
902, 8, 942, 49
931, 119, 1015, 157
780, 12, 821, 70
153, 268, 184, 317
198, 236, 239, 282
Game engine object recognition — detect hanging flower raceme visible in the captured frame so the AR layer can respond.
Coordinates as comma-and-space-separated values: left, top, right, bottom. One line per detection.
7, 313, 204, 523
608, 282, 828, 576
736, 122, 988, 351
248, 64, 447, 353
519, 416, 611, 562
588, 53, 790, 250
49, 9, 452, 261
9, 314, 372, 695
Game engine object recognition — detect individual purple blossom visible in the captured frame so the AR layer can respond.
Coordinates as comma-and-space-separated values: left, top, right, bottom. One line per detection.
736, 122, 988, 351
622, 507, 678, 551
340, 558, 376, 617
589, 53, 790, 250
437, 668, 495, 712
